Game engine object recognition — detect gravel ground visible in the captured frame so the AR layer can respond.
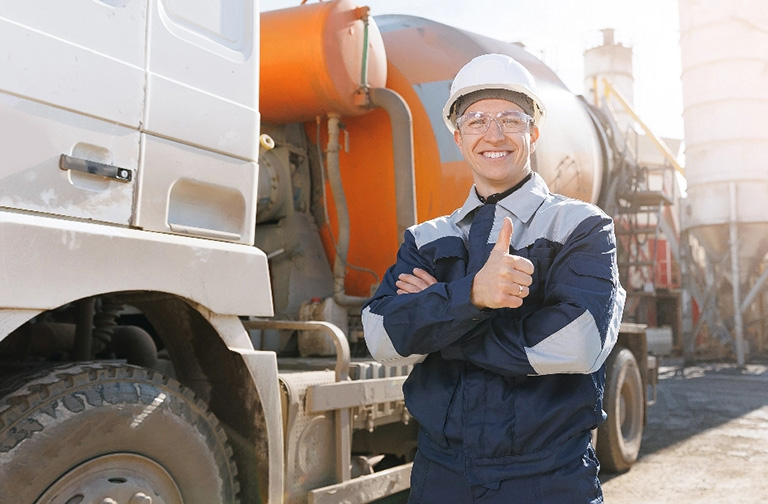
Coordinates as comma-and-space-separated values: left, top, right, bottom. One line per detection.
601, 359, 768, 504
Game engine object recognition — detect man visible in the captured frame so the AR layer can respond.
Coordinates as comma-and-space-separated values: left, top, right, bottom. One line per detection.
362, 53, 625, 503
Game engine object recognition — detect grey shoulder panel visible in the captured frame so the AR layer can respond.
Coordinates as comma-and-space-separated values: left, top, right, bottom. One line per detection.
409, 212, 466, 249
515, 195, 607, 249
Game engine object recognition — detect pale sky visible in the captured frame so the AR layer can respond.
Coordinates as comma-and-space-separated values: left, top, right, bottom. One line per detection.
260, 0, 684, 139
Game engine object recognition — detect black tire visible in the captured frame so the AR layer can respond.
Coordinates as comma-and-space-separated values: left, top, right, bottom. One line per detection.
596, 346, 644, 473
0, 362, 240, 503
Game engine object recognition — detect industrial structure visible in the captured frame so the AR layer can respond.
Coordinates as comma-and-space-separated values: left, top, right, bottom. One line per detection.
677, 0, 768, 366
0, 0, 765, 503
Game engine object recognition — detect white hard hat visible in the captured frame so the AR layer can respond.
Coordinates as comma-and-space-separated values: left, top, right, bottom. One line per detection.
443, 53, 546, 133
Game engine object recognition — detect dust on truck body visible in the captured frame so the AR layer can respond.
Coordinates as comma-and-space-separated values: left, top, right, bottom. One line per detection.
0, 1, 656, 503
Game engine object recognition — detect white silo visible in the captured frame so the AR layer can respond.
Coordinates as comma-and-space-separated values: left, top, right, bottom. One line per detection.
679, 0, 768, 364
584, 28, 635, 134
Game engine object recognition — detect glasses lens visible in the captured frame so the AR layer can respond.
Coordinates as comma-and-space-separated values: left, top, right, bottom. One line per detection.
458, 111, 531, 135
459, 113, 491, 134
497, 111, 531, 132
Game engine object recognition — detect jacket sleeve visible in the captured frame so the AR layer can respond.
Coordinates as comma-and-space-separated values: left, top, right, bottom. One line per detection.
440, 214, 625, 376
362, 230, 490, 366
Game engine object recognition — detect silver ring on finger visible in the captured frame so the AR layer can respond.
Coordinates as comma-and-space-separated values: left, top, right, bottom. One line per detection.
517, 284, 523, 296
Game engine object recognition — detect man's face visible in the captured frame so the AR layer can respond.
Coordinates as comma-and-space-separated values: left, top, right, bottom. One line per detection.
453, 98, 539, 197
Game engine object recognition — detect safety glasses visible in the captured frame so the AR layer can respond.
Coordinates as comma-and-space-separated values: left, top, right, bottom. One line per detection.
457, 110, 533, 135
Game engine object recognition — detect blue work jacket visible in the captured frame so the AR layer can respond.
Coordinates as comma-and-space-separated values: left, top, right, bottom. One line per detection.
362, 173, 626, 486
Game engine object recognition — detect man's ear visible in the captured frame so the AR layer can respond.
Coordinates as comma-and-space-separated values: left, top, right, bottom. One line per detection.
530, 126, 540, 152
454, 130, 464, 154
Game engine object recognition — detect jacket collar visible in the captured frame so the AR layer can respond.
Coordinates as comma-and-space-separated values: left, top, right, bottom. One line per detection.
455, 172, 549, 225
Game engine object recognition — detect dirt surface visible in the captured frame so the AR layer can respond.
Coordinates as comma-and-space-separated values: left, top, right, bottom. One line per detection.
601, 359, 768, 503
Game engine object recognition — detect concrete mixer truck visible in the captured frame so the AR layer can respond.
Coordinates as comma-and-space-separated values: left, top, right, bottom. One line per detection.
0, 1, 676, 502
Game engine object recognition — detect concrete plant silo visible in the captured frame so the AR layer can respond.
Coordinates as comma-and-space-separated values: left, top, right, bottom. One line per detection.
584, 28, 635, 134
679, 0, 768, 363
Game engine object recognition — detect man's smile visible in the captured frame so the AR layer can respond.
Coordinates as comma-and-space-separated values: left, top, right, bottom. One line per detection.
482, 150, 511, 159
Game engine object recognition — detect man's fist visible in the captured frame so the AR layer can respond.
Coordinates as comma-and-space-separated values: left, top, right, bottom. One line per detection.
470, 217, 534, 309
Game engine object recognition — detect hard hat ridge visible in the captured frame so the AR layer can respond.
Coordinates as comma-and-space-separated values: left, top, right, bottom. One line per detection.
443, 53, 546, 133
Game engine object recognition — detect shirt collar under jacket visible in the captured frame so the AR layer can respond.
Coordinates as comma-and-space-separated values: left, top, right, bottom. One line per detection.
454, 172, 549, 226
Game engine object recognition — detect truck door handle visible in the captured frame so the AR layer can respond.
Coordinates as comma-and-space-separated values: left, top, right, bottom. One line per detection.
59, 154, 133, 182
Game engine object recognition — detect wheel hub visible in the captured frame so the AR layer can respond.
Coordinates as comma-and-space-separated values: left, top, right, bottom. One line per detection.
35, 453, 182, 504
619, 375, 641, 441
619, 387, 628, 427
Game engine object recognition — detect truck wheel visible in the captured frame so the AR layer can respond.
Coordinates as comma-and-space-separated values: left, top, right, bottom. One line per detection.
596, 346, 644, 473
0, 362, 240, 503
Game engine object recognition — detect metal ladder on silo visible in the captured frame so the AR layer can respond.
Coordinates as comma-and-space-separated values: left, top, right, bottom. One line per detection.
591, 80, 681, 324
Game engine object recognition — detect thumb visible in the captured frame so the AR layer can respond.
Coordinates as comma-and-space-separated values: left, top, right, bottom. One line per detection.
492, 217, 514, 253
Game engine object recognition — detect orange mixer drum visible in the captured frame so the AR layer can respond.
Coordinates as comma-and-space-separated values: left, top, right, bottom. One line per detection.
260, 0, 387, 123
314, 15, 606, 298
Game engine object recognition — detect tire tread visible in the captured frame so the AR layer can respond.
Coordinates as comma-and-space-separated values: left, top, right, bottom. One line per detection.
0, 362, 241, 503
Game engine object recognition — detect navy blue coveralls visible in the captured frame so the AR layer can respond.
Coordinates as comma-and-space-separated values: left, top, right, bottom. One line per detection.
362, 173, 625, 503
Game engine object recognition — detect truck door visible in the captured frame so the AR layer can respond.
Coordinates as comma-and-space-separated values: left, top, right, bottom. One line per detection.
0, 0, 145, 225
135, 0, 259, 246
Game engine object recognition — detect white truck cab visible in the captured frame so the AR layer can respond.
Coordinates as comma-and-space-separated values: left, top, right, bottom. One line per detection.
0, 2, 285, 503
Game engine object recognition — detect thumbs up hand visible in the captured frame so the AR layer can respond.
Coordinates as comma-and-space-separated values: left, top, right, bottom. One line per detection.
471, 217, 534, 309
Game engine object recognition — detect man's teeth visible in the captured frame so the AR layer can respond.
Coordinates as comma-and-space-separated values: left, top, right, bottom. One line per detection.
483, 151, 509, 159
